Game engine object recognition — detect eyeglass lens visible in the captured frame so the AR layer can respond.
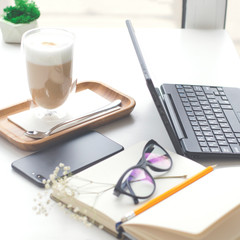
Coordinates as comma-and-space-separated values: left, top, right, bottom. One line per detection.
145, 143, 172, 170
122, 167, 154, 198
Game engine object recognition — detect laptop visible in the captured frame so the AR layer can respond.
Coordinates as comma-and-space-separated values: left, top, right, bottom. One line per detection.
126, 20, 240, 160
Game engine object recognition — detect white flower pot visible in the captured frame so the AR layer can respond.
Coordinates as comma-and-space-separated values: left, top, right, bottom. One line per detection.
0, 18, 38, 43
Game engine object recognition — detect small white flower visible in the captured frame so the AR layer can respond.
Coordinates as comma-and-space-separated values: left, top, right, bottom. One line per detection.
73, 207, 79, 213
67, 204, 72, 209
59, 163, 65, 168
49, 174, 55, 181
64, 166, 70, 171
98, 225, 104, 230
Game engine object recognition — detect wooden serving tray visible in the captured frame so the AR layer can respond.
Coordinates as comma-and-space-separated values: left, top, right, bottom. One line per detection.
0, 81, 136, 151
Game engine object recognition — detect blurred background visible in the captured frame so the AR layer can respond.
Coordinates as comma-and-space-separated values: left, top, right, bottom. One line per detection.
1, 0, 239, 54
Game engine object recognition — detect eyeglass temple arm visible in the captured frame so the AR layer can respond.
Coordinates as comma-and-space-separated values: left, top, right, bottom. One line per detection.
114, 179, 139, 204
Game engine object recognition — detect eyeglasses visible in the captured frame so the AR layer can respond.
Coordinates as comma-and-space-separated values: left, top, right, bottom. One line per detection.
113, 140, 173, 204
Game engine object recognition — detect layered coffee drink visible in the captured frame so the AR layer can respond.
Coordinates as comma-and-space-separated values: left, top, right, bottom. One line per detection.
22, 28, 75, 112
26, 60, 72, 109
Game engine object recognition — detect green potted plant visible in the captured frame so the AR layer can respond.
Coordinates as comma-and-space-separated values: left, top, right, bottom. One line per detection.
0, 0, 40, 43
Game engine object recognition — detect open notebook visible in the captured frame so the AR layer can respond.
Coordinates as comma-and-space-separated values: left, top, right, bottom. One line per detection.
51, 141, 240, 240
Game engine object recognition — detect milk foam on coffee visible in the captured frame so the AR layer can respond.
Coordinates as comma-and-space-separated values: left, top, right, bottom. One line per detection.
23, 29, 74, 110
24, 31, 73, 67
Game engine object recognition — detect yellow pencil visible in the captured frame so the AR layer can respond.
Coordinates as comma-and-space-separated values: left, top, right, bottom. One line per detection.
121, 165, 216, 223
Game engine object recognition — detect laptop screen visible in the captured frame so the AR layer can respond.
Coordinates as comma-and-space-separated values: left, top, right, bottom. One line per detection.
125, 20, 184, 155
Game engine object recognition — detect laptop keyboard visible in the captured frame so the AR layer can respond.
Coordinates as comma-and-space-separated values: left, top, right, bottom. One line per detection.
176, 84, 240, 154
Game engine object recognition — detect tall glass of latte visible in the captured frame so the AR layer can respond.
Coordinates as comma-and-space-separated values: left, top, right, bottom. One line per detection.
22, 28, 75, 120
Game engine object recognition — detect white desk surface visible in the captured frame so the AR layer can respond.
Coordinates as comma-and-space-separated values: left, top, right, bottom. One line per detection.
1, 28, 240, 240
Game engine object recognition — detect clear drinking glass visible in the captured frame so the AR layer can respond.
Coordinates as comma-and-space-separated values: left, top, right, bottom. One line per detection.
22, 28, 75, 120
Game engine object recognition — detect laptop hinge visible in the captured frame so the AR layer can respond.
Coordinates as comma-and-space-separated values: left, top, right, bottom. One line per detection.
163, 93, 186, 140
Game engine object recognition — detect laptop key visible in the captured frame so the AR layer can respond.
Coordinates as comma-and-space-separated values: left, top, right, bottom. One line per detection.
203, 131, 213, 136
219, 123, 229, 128
193, 86, 202, 91
206, 115, 216, 120
206, 136, 215, 142
191, 102, 200, 106
196, 92, 205, 96
230, 144, 240, 154
227, 138, 238, 144
211, 125, 220, 130
197, 136, 205, 141
189, 97, 198, 102
201, 126, 211, 131
215, 113, 224, 118
200, 142, 208, 147
209, 99, 218, 104
199, 121, 208, 126
183, 102, 190, 107
187, 112, 194, 117
219, 100, 230, 105
220, 146, 232, 153
204, 110, 213, 115
221, 105, 232, 110
192, 106, 202, 111
191, 121, 198, 126
222, 96, 228, 100
218, 140, 228, 146
200, 100, 208, 105
185, 88, 194, 93
187, 93, 196, 97
222, 128, 233, 133
183, 85, 192, 88
208, 142, 218, 147
202, 147, 210, 152
217, 118, 227, 123
203, 86, 213, 94
213, 91, 220, 96
211, 104, 220, 108
195, 131, 203, 136
198, 96, 207, 101
193, 126, 200, 131
181, 98, 188, 102
213, 130, 223, 135
225, 133, 234, 138
189, 116, 196, 121
197, 116, 206, 121
210, 147, 221, 153
209, 120, 218, 125
206, 94, 215, 99
179, 93, 187, 98
216, 135, 225, 140
177, 88, 185, 93
195, 111, 204, 116
185, 107, 192, 112
213, 108, 222, 113
202, 105, 211, 110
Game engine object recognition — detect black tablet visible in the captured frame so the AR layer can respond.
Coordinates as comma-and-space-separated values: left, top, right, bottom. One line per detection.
12, 131, 123, 187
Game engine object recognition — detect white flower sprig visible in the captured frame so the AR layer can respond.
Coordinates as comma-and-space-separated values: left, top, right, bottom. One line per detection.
33, 163, 72, 216
33, 163, 114, 229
